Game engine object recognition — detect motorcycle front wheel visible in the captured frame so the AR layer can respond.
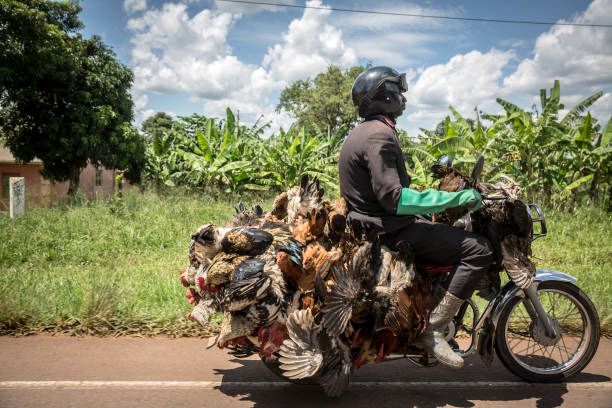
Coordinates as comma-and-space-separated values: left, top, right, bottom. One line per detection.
495, 280, 600, 382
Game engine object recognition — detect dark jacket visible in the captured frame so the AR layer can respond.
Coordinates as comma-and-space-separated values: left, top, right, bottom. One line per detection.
339, 117, 415, 235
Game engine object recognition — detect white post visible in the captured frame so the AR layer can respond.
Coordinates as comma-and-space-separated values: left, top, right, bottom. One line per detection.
9, 177, 25, 218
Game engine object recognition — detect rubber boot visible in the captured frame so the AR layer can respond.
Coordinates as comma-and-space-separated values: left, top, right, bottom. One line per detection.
416, 291, 465, 368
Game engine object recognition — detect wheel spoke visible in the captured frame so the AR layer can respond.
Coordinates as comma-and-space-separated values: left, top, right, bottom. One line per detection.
502, 286, 592, 375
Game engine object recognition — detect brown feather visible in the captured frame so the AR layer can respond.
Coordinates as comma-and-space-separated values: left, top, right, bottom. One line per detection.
276, 251, 302, 282
270, 191, 289, 220
292, 207, 328, 244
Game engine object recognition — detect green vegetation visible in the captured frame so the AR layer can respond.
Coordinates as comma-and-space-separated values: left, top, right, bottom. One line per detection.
0, 3, 608, 338
407, 81, 610, 209
142, 80, 610, 211
142, 109, 342, 193
0, 192, 260, 336
277, 65, 366, 133
0, 192, 609, 336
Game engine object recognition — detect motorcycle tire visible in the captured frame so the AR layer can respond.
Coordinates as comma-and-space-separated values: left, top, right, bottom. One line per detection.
495, 280, 600, 382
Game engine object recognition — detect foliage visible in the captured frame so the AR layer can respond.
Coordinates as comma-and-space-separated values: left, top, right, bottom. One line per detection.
142, 78, 609, 210
415, 80, 610, 209
0, 0, 144, 194
0, 192, 609, 335
276, 65, 366, 134
259, 126, 342, 191
141, 112, 174, 141
142, 108, 343, 194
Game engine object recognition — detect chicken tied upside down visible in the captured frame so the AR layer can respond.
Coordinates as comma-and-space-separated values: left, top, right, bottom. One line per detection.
179, 173, 534, 397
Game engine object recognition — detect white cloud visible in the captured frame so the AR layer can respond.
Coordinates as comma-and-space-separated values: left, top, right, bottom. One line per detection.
498, 38, 527, 49
127, 0, 610, 136
399, 0, 612, 134
263, 0, 357, 82
127, 3, 249, 97
335, 2, 458, 31
345, 32, 440, 68
401, 49, 515, 132
124, 0, 147, 14
337, 2, 462, 70
504, 0, 612, 93
128, 1, 358, 131
502, 0, 612, 122
133, 93, 154, 125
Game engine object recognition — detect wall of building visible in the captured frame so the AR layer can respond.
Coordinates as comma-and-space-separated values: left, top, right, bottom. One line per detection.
0, 163, 45, 209
0, 163, 120, 209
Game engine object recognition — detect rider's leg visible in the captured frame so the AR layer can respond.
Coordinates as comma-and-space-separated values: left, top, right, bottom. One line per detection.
418, 291, 465, 367
383, 217, 493, 368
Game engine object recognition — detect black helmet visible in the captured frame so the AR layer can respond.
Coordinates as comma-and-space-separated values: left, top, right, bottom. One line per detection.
352, 66, 408, 119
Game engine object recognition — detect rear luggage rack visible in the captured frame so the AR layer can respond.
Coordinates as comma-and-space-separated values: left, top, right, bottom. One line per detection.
527, 203, 547, 241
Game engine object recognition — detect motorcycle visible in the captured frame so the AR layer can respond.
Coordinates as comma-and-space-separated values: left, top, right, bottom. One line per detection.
257, 155, 600, 391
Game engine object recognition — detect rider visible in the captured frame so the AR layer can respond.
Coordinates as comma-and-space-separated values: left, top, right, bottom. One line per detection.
339, 66, 493, 368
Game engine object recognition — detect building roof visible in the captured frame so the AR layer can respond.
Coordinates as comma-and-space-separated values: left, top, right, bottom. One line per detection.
0, 145, 42, 164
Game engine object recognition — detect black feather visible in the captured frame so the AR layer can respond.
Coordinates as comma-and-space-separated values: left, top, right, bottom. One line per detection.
318, 344, 351, 398
223, 258, 271, 311
233, 258, 266, 281
322, 267, 361, 337
221, 227, 273, 255
278, 238, 303, 266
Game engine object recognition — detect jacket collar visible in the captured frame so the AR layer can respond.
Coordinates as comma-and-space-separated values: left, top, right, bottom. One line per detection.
365, 115, 396, 131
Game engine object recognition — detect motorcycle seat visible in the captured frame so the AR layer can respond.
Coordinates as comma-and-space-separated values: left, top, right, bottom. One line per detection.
415, 262, 454, 276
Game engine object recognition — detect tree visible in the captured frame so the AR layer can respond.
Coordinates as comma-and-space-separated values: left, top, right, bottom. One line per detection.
142, 112, 174, 141
0, 0, 144, 194
276, 65, 366, 134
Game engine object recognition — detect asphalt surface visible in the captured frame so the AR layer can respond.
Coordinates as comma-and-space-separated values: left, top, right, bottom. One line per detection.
0, 335, 610, 408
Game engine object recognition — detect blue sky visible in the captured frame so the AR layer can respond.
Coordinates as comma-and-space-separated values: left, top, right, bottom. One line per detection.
79, 0, 611, 134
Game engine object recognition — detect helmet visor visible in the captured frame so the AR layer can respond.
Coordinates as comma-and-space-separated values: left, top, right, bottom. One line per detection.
367, 73, 408, 100
386, 73, 408, 93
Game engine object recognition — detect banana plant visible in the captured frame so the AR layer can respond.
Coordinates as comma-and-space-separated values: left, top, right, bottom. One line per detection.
259, 126, 338, 190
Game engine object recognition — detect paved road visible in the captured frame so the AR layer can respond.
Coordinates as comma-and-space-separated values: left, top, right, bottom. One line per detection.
0, 335, 610, 407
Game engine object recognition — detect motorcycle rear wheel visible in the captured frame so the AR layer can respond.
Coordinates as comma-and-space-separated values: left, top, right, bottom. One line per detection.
495, 281, 600, 382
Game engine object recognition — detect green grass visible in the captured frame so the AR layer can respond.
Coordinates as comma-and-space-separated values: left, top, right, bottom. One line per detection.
531, 208, 611, 331
0, 191, 610, 335
0, 190, 271, 336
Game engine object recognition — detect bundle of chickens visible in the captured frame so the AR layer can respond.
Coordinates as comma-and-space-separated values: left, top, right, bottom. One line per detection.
179, 172, 535, 397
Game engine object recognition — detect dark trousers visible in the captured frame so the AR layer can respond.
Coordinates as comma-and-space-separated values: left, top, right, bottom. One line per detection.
382, 217, 493, 299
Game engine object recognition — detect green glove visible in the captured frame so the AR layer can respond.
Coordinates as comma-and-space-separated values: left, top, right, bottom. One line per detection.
396, 188, 482, 216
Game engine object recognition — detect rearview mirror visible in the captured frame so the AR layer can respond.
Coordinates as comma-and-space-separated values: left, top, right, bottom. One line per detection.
471, 154, 485, 184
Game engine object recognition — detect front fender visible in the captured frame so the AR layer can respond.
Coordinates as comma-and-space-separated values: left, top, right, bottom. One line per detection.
533, 269, 577, 283
489, 269, 577, 326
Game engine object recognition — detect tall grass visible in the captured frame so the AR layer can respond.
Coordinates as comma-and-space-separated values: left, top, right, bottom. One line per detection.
0, 191, 609, 335
0, 190, 270, 336
531, 208, 611, 330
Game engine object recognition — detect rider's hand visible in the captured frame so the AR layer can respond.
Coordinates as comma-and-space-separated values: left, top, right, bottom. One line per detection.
464, 189, 483, 212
